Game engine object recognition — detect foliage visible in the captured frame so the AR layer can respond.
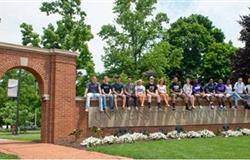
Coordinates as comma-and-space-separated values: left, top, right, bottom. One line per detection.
0, 70, 40, 129
99, 0, 182, 78
20, 0, 95, 95
202, 42, 236, 81
231, 10, 250, 81
166, 14, 236, 81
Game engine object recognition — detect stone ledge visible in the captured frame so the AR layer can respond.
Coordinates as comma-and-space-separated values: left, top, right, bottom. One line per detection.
0, 41, 78, 57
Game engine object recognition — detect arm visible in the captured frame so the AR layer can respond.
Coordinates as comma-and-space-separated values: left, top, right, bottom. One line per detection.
84, 88, 88, 97
135, 86, 138, 96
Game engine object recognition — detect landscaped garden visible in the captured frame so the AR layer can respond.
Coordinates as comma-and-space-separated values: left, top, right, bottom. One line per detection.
88, 136, 250, 159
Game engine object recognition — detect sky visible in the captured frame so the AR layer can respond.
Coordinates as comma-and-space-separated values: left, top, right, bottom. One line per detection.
0, 0, 250, 73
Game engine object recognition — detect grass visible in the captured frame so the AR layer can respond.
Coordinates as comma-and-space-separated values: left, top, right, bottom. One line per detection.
0, 153, 18, 159
0, 130, 40, 142
88, 136, 250, 159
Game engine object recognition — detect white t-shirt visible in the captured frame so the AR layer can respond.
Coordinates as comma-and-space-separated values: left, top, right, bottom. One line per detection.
135, 85, 145, 95
157, 85, 166, 94
183, 84, 192, 95
234, 82, 245, 94
225, 84, 233, 94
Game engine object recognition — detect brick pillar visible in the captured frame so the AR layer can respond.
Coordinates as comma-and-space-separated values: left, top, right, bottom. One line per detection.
51, 55, 76, 143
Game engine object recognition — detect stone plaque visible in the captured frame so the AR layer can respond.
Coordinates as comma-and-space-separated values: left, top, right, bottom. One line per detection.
88, 107, 250, 128
20, 57, 28, 66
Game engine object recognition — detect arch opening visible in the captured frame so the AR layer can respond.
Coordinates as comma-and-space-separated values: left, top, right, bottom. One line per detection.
0, 67, 44, 142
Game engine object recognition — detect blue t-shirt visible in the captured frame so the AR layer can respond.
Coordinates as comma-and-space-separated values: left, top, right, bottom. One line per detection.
112, 83, 124, 94
192, 84, 203, 94
86, 82, 100, 93
204, 83, 216, 93
101, 83, 112, 94
215, 83, 226, 93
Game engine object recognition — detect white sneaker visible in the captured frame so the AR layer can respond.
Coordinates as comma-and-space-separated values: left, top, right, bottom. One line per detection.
199, 105, 203, 109
220, 105, 223, 108
85, 108, 89, 112
128, 107, 131, 111
211, 105, 215, 109
100, 108, 104, 112
135, 106, 139, 110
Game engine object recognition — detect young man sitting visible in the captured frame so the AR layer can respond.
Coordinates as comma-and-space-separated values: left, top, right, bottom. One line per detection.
112, 76, 126, 110
170, 77, 183, 111
84, 76, 102, 112
146, 76, 161, 110
204, 78, 216, 109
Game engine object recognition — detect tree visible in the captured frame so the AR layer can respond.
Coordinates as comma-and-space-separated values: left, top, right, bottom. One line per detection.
20, 0, 95, 95
202, 42, 236, 81
0, 70, 40, 129
231, 10, 250, 81
166, 14, 233, 80
99, 0, 183, 78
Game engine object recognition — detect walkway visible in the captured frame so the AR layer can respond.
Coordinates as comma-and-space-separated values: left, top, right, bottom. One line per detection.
0, 139, 128, 159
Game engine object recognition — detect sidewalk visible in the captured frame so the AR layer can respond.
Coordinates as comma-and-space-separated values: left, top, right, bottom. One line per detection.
0, 139, 128, 159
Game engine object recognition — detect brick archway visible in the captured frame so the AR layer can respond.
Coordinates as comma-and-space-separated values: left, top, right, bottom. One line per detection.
0, 42, 77, 143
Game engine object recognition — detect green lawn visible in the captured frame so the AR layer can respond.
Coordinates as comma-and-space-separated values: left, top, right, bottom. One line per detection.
0, 153, 18, 159
0, 130, 40, 142
88, 136, 250, 159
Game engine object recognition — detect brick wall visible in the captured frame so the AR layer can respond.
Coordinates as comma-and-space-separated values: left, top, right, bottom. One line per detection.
0, 43, 77, 143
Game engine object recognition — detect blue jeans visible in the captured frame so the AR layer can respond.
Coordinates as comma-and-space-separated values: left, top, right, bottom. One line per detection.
85, 93, 102, 109
102, 95, 114, 110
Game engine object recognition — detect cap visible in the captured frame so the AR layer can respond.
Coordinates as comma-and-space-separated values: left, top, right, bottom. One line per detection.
149, 76, 155, 80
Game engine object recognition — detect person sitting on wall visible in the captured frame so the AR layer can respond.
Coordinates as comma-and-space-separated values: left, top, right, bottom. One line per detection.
243, 77, 250, 108
183, 78, 195, 110
215, 79, 226, 109
158, 79, 170, 109
112, 75, 126, 110
135, 79, 145, 110
84, 76, 102, 112
192, 79, 205, 109
233, 77, 246, 108
101, 76, 114, 112
146, 76, 161, 110
225, 79, 236, 109
204, 78, 216, 109
170, 77, 183, 111
124, 77, 137, 111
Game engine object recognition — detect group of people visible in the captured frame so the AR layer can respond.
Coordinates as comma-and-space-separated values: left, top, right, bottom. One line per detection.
84, 75, 250, 112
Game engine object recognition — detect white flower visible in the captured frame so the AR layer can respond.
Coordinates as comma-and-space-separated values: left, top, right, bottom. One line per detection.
149, 132, 167, 140
240, 128, 250, 135
130, 132, 148, 141
186, 131, 201, 138
166, 130, 186, 139
221, 130, 243, 137
116, 133, 134, 143
198, 129, 216, 138
101, 135, 118, 144
80, 136, 101, 147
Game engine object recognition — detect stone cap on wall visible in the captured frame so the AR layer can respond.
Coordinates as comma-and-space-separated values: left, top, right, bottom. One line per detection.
0, 42, 78, 57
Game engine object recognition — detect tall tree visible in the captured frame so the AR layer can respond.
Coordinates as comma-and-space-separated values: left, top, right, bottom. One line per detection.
0, 70, 40, 128
202, 42, 236, 81
99, 0, 183, 77
166, 14, 234, 81
231, 10, 250, 81
20, 0, 95, 95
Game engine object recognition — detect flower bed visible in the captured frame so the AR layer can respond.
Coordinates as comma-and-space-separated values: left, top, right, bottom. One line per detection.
80, 128, 250, 148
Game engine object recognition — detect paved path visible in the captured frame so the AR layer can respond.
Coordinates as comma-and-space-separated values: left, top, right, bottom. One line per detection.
0, 139, 128, 159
